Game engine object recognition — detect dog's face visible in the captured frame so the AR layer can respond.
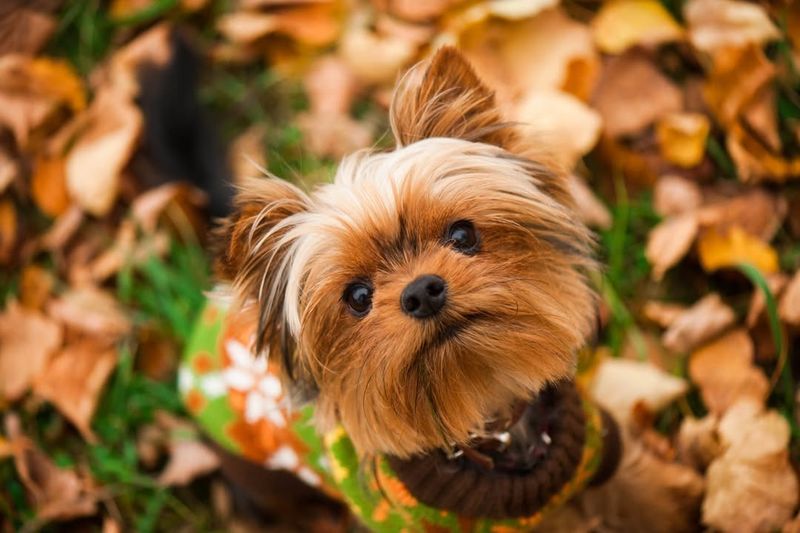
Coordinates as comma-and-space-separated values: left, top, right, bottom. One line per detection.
220, 48, 596, 458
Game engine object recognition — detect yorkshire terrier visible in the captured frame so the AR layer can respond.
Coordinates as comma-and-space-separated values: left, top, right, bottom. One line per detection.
180, 47, 703, 532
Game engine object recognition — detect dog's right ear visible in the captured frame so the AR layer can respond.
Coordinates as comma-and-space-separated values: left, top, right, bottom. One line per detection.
215, 177, 310, 358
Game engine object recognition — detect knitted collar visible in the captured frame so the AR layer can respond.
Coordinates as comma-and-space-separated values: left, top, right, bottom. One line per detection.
322, 380, 622, 532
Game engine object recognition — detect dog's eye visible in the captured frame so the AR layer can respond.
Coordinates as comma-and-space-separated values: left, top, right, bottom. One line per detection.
445, 220, 479, 254
343, 282, 373, 317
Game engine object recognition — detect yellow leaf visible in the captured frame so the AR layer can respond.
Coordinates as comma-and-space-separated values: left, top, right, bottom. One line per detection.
697, 226, 778, 274
656, 112, 711, 168
28, 58, 86, 112
592, 0, 684, 54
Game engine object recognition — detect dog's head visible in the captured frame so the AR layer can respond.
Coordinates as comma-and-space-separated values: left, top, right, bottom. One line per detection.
219, 47, 596, 458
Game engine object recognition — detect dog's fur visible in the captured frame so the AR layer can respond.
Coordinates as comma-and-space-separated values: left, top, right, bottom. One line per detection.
215, 47, 703, 531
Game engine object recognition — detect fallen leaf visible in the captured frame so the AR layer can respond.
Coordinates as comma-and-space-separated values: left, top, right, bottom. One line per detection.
217, 12, 278, 44
592, 50, 683, 138
65, 86, 143, 216
47, 286, 131, 340
590, 357, 688, 424
5, 414, 99, 521
157, 438, 220, 486
685, 0, 780, 54
697, 226, 779, 274
305, 55, 359, 115
340, 26, 416, 85
779, 270, 800, 326
646, 212, 699, 281
566, 174, 611, 229
131, 183, 206, 234
0, 143, 19, 194
643, 300, 689, 328
33, 339, 118, 441
677, 414, 722, 471
376, 0, 456, 22
105, 23, 173, 100
272, 4, 341, 47
592, 0, 683, 54
697, 188, 786, 241
742, 84, 780, 153
296, 111, 373, 158
31, 154, 70, 217
0, 2, 57, 56
19, 265, 54, 310
39, 205, 83, 252
656, 112, 711, 168
0, 55, 85, 148
727, 122, 800, 184
704, 44, 774, 128
515, 89, 602, 167
703, 400, 798, 532
653, 175, 703, 217
689, 329, 769, 415
663, 293, 736, 353
0, 197, 17, 264
0, 300, 62, 401
460, 8, 598, 103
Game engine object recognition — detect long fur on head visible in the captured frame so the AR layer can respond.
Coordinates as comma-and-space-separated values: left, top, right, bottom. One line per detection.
219, 46, 597, 458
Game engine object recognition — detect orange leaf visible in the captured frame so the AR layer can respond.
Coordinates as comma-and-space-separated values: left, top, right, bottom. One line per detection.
31, 154, 70, 217
697, 226, 778, 274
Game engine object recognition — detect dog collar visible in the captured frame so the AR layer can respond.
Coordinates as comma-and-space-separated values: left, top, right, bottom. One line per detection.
322, 380, 621, 532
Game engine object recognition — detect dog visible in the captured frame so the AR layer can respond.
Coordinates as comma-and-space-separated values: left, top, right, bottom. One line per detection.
179, 46, 704, 532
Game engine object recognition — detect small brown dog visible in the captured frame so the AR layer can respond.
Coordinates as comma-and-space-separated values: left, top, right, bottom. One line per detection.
185, 46, 703, 532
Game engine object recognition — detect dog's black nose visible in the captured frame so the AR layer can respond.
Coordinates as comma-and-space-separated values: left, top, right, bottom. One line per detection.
401, 275, 447, 319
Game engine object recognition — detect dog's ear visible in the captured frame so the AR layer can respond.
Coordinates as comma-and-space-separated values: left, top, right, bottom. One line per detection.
216, 177, 310, 382
390, 46, 513, 148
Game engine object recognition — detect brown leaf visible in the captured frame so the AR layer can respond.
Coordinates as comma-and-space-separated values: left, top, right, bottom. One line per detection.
340, 26, 416, 85
272, 4, 340, 47
0, 3, 57, 56
0, 56, 85, 149
157, 438, 220, 486
305, 55, 359, 115
229, 125, 267, 183
39, 205, 83, 252
0, 301, 62, 401
643, 300, 689, 328
697, 188, 786, 241
663, 293, 736, 353
297, 112, 373, 158
685, 0, 780, 54
592, 50, 683, 138
592, 0, 683, 54
653, 175, 703, 217
747, 273, 788, 328
590, 357, 688, 424
689, 329, 769, 415
704, 44, 774, 127
779, 270, 800, 326
5, 414, 99, 522
645, 212, 699, 281
703, 400, 798, 532
65, 87, 143, 216
19, 265, 54, 310
677, 414, 722, 471
727, 121, 800, 184
217, 12, 278, 44
0, 143, 20, 195
0, 197, 18, 264
31, 154, 70, 217
566, 174, 611, 229
33, 340, 118, 441
47, 286, 131, 340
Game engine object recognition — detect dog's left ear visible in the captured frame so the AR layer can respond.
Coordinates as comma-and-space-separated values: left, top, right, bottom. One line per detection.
390, 46, 513, 149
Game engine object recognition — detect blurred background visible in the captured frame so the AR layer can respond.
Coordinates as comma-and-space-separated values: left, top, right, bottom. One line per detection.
1, 0, 800, 531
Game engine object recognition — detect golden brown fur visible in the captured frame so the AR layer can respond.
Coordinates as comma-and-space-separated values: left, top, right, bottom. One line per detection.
217, 46, 704, 532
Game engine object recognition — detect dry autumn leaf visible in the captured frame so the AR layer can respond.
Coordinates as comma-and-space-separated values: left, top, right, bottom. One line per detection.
0, 197, 17, 264
703, 400, 798, 532
656, 112, 711, 168
592, 50, 683, 138
704, 44, 774, 128
685, 0, 780, 54
697, 188, 786, 241
590, 357, 688, 424
65, 87, 143, 216
653, 175, 703, 217
779, 270, 800, 326
340, 26, 415, 85
689, 329, 769, 415
677, 415, 722, 471
47, 286, 132, 340
31, 154, 70, 217
643, 300, 688, 328
646, 212, 698, 281
0, 1, 57, 56
33, 339, 118, 441
19, 264, 54, 310
697, 226, 779, 275
229, 125, 267, 182
566, 174, 611, 229
5, 414, 99, 522
747, 273, 788, 328
158, 438, 220, 486
662, 293, 735, 353
592, 0, 683, 54
0, 143, 19, 195
217, 12, 278, 44
0, 300, 62, 401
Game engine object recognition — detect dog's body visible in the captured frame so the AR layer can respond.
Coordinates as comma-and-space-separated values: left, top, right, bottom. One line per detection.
182, 47, 703, 531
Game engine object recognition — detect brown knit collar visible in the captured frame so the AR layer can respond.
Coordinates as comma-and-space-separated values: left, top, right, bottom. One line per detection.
386, 380, 589, 519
